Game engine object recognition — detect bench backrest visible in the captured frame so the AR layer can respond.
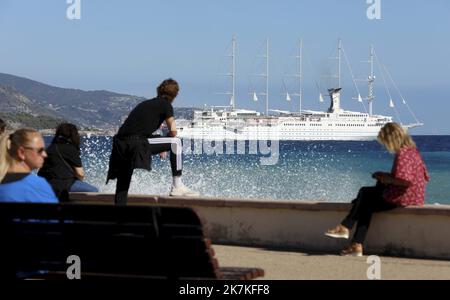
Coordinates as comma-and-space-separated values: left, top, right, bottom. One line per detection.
0, 202, 220, 279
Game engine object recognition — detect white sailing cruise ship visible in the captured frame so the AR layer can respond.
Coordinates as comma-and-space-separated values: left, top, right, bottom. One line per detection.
177, 38, 422, 141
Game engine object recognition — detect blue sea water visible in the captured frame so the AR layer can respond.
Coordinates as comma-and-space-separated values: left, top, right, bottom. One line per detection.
45, 135, 450, 205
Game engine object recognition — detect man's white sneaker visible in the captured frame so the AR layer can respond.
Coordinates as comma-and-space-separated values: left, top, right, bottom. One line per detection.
170, 185, 200, 197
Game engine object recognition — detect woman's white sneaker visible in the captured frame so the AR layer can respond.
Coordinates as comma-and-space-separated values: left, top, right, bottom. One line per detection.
324, 231, 350, 239
324, 225, 350, 239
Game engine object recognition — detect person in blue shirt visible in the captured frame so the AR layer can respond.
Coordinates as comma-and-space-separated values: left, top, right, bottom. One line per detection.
0, 128, 58, 203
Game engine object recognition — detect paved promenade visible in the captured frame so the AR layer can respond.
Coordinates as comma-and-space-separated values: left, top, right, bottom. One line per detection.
214, 244, 450, 280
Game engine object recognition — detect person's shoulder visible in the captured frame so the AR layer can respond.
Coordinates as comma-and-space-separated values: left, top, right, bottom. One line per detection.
26, 174, 58, 200
399, 146, 416, 155
142, 97, 161, 103
143, 98, 157, 104
132, 98, 154, 109
25, 173, 50, 185
150, 96, 169, 103
2, 174, 48, 189
133, 97, 161, 109
45, 143, 58, 152
57, 142, 78, 152
159, 97, 173, 110
398, 146, 422, 163
138, 97, 172, 112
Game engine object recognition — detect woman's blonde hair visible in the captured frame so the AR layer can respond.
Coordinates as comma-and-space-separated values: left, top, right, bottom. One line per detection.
377, 122, 416, 153
0, 128, 40, 182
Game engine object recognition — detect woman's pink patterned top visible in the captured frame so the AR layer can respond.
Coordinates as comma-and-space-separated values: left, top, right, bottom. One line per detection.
383, 146, 430, 206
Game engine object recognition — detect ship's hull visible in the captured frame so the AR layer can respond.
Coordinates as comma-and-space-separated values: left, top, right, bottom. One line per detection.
178, 124, 385, 141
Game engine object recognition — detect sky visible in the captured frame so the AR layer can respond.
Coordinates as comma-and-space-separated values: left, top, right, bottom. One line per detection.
0, 0, 449, 134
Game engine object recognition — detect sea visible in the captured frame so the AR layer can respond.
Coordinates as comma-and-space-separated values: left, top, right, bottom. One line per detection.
44, 135, 450, 205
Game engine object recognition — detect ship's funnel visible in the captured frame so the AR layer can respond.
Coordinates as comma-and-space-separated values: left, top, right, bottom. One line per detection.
327, 88, 343, 113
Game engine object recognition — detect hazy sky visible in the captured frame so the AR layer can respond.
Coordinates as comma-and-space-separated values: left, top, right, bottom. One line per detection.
0, 0, 449, 134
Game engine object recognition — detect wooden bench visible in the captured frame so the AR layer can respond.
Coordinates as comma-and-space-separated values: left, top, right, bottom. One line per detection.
0, 202, 264, 280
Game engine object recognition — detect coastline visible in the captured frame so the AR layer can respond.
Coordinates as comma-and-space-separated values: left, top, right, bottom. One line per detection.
39, 128, 117, 137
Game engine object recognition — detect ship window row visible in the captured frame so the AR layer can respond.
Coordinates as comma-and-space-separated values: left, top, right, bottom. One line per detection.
281, 132, 345, 136
281, 123, 369, 127
340, 114, 365, 117
283, 123, 323, 126
280, 128, 370, 132
283, 123, 306, 126
335, 124, 365, 127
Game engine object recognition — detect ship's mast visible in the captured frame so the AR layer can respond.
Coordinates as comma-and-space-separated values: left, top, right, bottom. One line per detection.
220, 35, 237, 110
285, 39, 303, 114
327, 39, 343, 114
367, 44, 375, 116
330, 39, 342, 89
298, 39, 303, 113
230, 35, 236, 110
253, 38, 269, 115
265, 38, 269, 115
338, 38, 342, 88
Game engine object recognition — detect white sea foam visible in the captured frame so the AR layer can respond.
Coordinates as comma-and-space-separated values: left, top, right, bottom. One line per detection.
75, 136, 449, 204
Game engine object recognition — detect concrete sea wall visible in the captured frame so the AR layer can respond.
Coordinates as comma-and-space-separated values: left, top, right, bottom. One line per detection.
70, 193, 450, 260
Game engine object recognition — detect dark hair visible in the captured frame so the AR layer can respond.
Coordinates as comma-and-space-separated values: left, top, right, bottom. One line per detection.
157, 78, 179, 102
0, 118, 6, 133
52, 123, 80, 148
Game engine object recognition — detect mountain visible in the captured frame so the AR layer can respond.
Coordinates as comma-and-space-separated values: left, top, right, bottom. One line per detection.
0, 84, 56, 116
0, 73, 146, 129
0, 112, 66, 131
0, 85, 66, 129
0, 73, 197, 130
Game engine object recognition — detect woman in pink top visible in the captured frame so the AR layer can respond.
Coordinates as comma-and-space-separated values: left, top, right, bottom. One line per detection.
324, 122, 429, 256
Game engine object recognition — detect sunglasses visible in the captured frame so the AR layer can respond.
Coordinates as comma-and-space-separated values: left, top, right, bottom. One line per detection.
23, 146, 46, 154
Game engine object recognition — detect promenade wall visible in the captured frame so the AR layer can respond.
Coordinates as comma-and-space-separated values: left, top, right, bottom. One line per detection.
70, 193, 450, 260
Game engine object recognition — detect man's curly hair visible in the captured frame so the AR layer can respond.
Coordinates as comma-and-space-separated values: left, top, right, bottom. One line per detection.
157, 78, 179, 102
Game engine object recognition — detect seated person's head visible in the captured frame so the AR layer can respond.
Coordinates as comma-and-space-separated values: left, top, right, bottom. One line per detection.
378, 122, 416, 153
0, 118, 6, 135
0, 128, 47, 176
157, 78, 179, 103
53, 123, 80, 148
